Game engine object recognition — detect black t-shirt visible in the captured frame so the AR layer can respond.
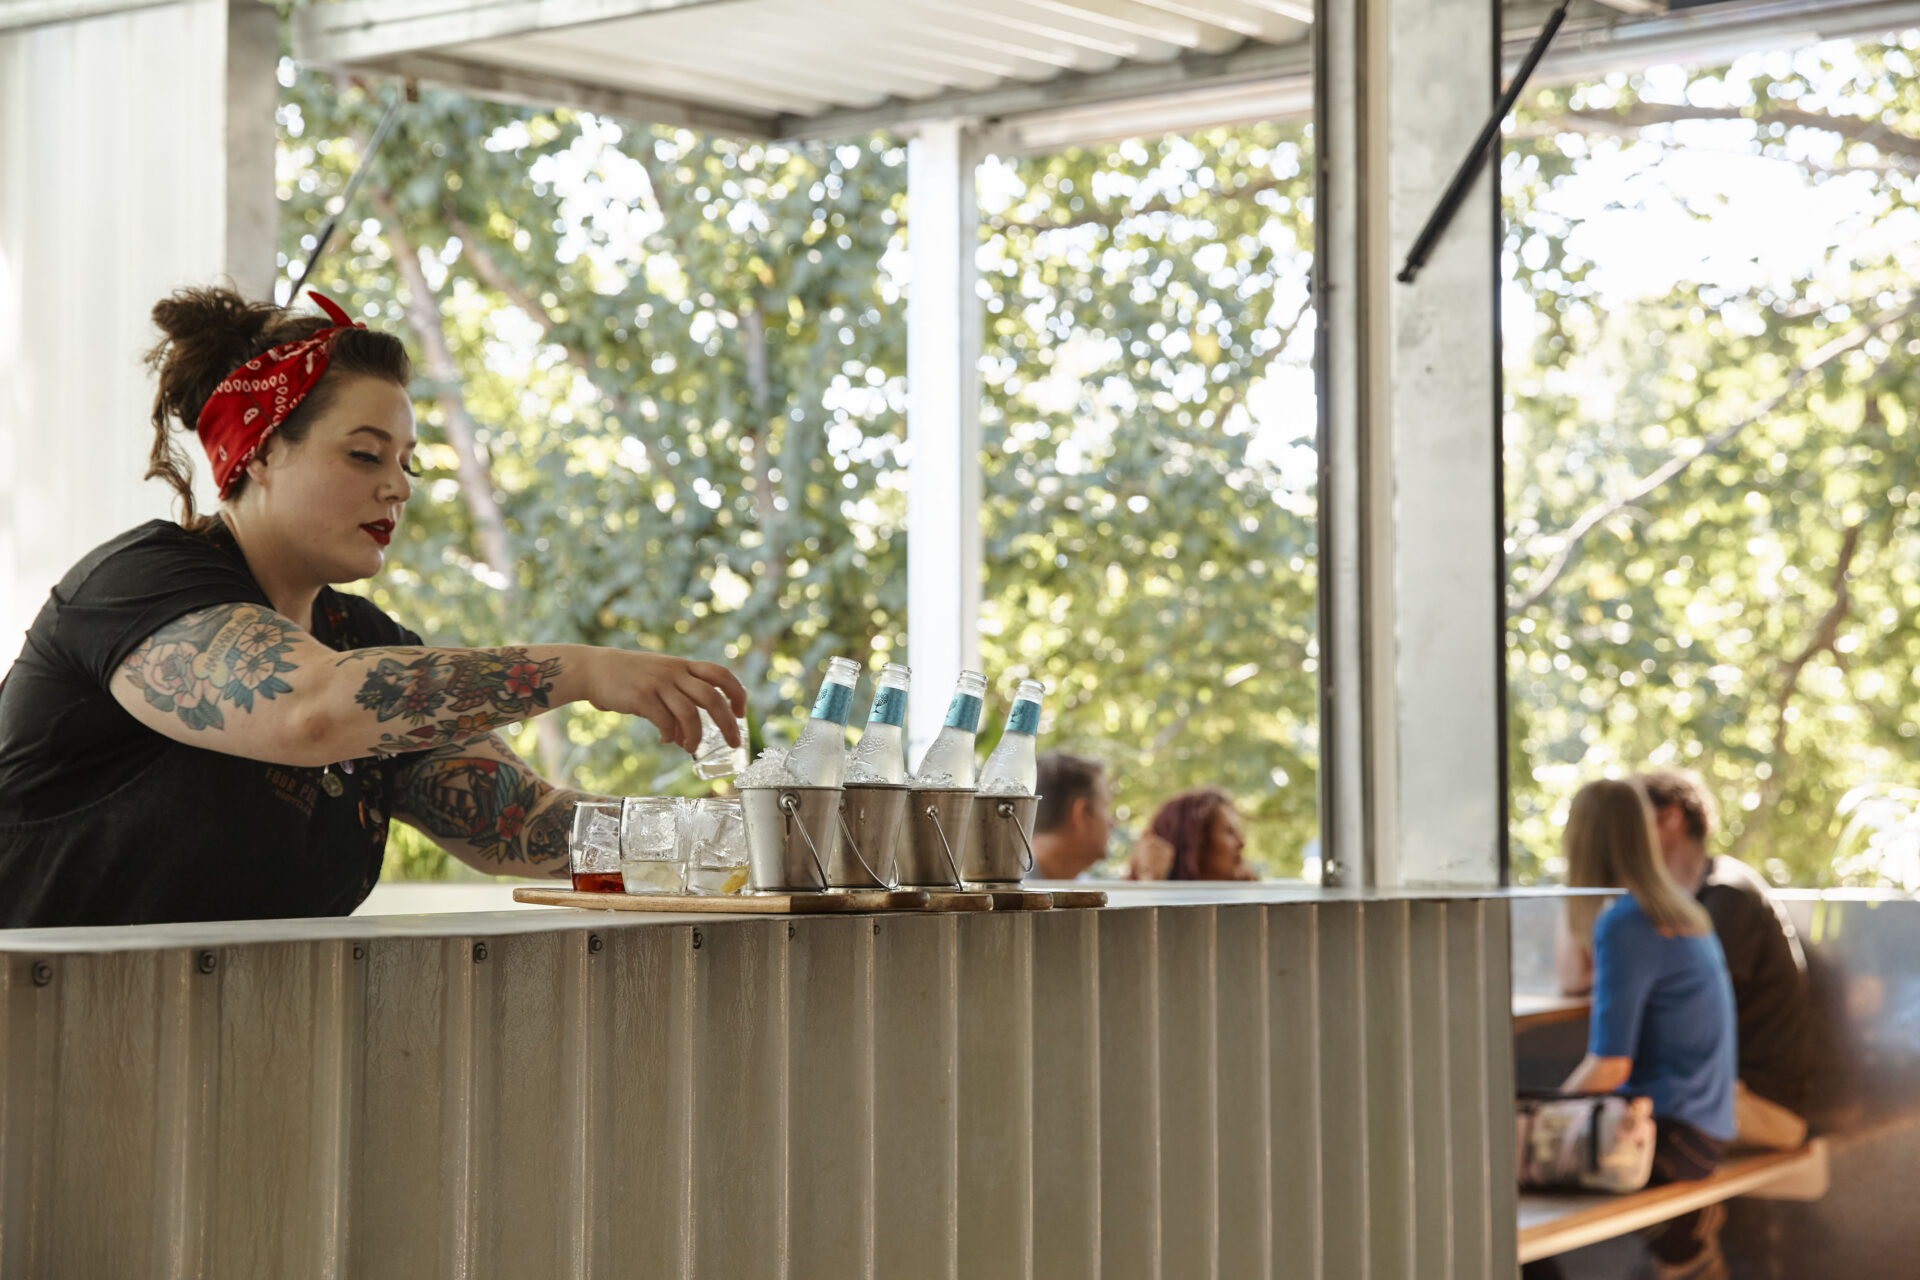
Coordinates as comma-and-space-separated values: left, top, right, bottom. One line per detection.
0, 519, 424, 927
1698, 856, 1812, 1112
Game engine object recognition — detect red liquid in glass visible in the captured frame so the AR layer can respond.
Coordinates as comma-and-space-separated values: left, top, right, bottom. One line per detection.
571, 870, 625, 894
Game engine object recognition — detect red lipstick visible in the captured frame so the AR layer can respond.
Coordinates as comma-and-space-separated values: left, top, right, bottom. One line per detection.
361, 520, 394, 547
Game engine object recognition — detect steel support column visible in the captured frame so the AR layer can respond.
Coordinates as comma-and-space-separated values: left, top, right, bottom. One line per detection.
904, 120, 983, 763
1316, 0, 1505, 888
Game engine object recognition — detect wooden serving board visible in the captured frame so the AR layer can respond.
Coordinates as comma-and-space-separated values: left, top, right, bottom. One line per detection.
1049, 890, 1109, 909
515, 887, 930, 913
984, 890, 1054, 911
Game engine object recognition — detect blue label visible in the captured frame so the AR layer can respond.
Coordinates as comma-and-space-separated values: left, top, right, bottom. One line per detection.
811, 682, 854, 725
1007, 699, 1040, 736
869, 686, 907, 728
944, 693, 983, 732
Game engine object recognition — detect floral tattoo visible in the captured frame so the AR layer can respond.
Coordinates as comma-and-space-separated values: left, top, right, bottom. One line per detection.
119, 603, 563, 759
394, 736, 583, 870
120, 607, 299, 732
346, 647, 562, 755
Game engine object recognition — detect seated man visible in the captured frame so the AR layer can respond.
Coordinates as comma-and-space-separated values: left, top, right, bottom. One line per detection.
1642, 769, 1811, 1149
1557, 769, 1812, 1149
1032, 752, 1113, 880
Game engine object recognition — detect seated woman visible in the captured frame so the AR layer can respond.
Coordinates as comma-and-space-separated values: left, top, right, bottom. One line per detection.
1540, 778, 1737, 1280
1123, 786, 1258, 880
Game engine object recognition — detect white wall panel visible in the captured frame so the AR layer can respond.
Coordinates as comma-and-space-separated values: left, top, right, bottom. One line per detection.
0, 0, 273, 658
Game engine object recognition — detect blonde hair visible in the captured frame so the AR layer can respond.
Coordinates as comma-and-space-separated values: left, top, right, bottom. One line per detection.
1563, 778, 1712, 942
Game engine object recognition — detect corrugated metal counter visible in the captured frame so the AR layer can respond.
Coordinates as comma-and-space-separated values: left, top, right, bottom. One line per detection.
0, 884, 1520, 1279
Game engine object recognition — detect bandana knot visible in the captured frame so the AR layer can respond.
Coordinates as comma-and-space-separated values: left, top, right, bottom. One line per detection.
195, 290, 363, 499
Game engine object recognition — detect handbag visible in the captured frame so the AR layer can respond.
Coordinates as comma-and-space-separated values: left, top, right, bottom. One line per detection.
1515, 1091, 1657, 1193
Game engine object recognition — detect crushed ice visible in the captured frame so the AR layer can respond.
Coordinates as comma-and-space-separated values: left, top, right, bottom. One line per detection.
738, 748, 801, 787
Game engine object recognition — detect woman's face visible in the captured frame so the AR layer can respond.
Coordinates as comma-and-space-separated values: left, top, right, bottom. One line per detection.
1197, 804, 1246, 879
243, 375, 416, 583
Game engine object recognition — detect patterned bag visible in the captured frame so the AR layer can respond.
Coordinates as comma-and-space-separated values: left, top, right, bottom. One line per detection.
1515, 1092, 1657, 1193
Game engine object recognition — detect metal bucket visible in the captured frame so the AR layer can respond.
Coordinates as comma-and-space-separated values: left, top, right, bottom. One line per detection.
831, 784, 908, 889
962, 793, 1040, 887
741, 786, 842, 893
898, 788, 975, 888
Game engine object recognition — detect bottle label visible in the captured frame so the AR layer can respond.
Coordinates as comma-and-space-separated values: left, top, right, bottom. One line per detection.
944, 693, 983, 732
811, 682, 854, 725
869, 686, 907, 728
1006, 699, 1040, 736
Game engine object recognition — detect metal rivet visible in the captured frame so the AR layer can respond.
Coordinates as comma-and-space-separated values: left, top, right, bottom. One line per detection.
472, 942, 489, 963
196, 951, 217, 975
30, 962, 52, 987
873, 921, 881, 936
352, 945, 365, 961
692, 929, 703, 951
588, 933, 603, 954
787, 924, 796, 940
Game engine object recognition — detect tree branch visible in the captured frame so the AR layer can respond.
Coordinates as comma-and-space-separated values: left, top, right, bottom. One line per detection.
375, 188, 570, 780
1561, 102, 1920, 171
1509, 304, 1916, 612
451, 216, 680, 493
988, 174, 1291, 234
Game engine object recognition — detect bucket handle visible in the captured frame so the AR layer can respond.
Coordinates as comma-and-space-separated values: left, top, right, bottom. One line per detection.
996, 800, 1037, 877
837, 809, 896, 889
922, 801, 965, 886
778, 792, 831, 890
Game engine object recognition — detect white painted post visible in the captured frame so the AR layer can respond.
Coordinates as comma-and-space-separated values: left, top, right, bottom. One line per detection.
904, 119, 983, 766
1317, 0, 1504, 888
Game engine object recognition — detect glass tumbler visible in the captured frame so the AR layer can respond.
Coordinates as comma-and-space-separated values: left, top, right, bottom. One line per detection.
692, 709, 749, 781
680, 797, 748, 895
569, 799, 624, 893
620, 796, 686, 895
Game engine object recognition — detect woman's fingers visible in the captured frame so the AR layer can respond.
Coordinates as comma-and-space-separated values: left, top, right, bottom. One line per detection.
658, 687, 703, 755
687, 660, 748, 715
680, 674, 742, 746
636, 688, 684, 751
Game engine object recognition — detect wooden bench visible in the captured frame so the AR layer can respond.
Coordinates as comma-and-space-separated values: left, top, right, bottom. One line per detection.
1517, 1140, 1830, 1264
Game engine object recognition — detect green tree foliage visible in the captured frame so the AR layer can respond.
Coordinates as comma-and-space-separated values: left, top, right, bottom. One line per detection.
1503, 35, 1920, 886
278, 69, 1321, 877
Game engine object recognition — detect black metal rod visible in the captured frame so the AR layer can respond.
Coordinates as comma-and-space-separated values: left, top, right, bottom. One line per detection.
1396, 0, 1570, 285
286, 93, 404, 304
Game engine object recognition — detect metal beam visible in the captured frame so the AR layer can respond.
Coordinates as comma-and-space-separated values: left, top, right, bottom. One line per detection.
346, 50, 778, 137
0, 0, 178, 32
289, 0, 733, 67
784, 36, 1309, 140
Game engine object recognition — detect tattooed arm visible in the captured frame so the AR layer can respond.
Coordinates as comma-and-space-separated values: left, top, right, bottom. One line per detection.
390, 733, 592, 878
111, 601, 745, 768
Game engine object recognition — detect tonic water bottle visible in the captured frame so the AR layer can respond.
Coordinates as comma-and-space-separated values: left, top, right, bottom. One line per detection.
847, 662, 912, 785
913, 669, 987, 788
785, 657, 861, 788
977, 679, 1045, 796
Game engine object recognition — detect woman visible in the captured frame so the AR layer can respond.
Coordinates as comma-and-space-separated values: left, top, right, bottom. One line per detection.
0, 287, 744, 927
1545, 778, 1737, 1280
1124, 786, 1258, 880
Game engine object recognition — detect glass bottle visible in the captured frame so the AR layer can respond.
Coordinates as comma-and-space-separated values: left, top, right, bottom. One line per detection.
847, 662, 912, 785
913, 669, 988, 788
785, 656, 861, 787
977, 679, 1045, 796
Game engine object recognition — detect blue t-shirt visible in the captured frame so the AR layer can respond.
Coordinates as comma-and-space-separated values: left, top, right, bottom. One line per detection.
1588, 894, 1738, 1141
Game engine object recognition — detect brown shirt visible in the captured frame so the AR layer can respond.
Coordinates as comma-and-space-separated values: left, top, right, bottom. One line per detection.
1697, 856, 1811, 1112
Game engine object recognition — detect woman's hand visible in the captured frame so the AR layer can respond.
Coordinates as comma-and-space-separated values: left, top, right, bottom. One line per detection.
581, 649, 748, 753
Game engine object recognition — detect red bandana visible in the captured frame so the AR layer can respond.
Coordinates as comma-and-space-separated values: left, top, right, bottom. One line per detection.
196, 290, 364, 499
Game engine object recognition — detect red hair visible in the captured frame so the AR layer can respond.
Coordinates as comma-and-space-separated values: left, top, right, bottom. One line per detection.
1146, 787, 1235, 881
